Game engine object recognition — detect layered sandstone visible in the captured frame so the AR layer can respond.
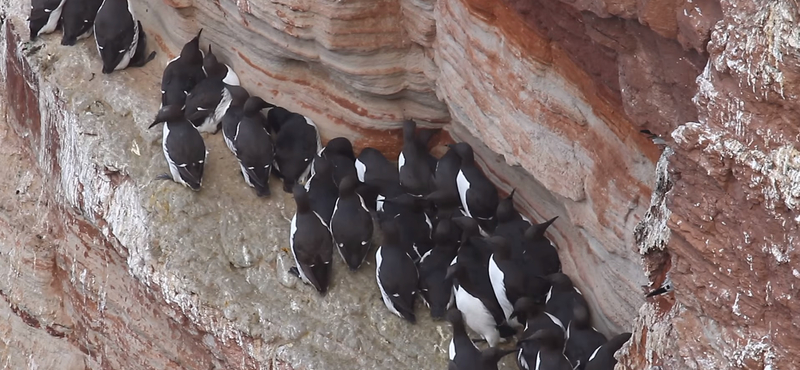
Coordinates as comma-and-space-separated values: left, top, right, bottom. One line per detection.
1, 0, 797, 369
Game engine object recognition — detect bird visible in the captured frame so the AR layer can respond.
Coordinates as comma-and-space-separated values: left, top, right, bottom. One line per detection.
640, 129, 667, 146
304, 156, 339, 225
29, 0, 66, 41
319, 137, 357, 186
355, 147, 399, 211
184, 45, 235, 134
375, 217, 418, 323
493, 189, 532, 254
93, 0, 156, 73
269, 107, 322, 193
160, 29, 206, 107
516, 328, 573, 370
288, 184, 333, 295
228, 96, 276, 197
445, 309, 515, 370
220, 85, 253, 154
428, 144, 463, 215
60, 0, 104, 46
398, 120, 435, 197
565, 304, 608, 370
329, 175, 373, 270
510, 298, 566, 370
148, 105, 207, 190
545, 272, 590, 328
520, 217, 561, 278
486, 235, 527, 328
417, 219, 458, 320
584, 332, 632, 370
379, 193, 433, 260
451, 142, 499, 233
446, 219, 516, 347
645, 277, 674, 298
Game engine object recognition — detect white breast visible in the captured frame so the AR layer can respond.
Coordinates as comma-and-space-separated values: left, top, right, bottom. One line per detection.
454, 287, 498, 346
456, 170, 472, 217
355, 159, 367, 182
223, 65, 240, 86
488, 257, 513, 320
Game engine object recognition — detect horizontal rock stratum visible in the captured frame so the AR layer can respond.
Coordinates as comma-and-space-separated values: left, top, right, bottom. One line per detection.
0, 0, 797, 369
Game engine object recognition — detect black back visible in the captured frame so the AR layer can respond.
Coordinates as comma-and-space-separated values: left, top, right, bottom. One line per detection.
545, 273, 590, 328
377, 218, 418, 323
584, 333, 632, 370
271, 108, 319, 193
356, 147, 399, 192
61, 0, 104, 45
431, 145, 463, 211
398, 120, 435, 196
381, 193, 433, 259
220, 85, 251, 150
519, 328, 572, 370
446, 309, 481, 370
452, 143, 498, 231
165, 120, 206, 190
234, 106, 274, 196
418, 223, 458, 319
329, 176, 373, 270
94, 0, 135, 73
522, 217, 561, 276
291, 184, 333, 295
305, 157, 338, 225
320, 137, 357, 185
161, 29, 206, 106
29, 0, 63, 40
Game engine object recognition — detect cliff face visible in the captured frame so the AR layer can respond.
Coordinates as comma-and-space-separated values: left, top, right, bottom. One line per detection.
0, 0, 797, 369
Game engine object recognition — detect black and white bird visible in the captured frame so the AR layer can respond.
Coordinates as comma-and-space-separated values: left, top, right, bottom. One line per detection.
220, 85, 252, 154
516, 328, 573, 370
493, 189, 532, 253
375, 218, 418, 323
417, 218, 458, 320
29, 0, 66, 41
427, 143, 464, 216
645, 277, 673, 298
329, 175, 373, 270
545, 272, 590, 328
60, 0, 104, 45
148, 105, 207, 190
227, 96, 276, 197
160, 29, 206, 107
94, 0, 156, 73
319, 137, 357, 186
446, 219, 516, 347
398, 120, 435, 197
269, 107, 322, 193
487, 236, 526, 328
451, 142, 499, 233
355, 147, 399, 211
446, 309, 515, 370
289, 184, 333, 295
640, 129, 667, 146
184, 45, 237, 134
380, 193, 433, 260
510, 297, 566, 370
521, 217, 561, 277
584, 332, 632, 370
565, 305, 608, 370
304, 157, 339, 225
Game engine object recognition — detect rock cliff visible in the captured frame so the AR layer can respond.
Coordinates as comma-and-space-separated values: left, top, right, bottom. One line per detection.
0, 0, 796, 369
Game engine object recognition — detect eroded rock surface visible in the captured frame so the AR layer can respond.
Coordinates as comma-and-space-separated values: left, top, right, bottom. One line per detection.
1, 0, 798, 369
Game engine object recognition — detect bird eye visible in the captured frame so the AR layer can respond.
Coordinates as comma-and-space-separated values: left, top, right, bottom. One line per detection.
304, 158, 310, 162
247, 166, 255, 170
118, 49, 126, 54
98, 46, 104, 50
198, 160, 204, 164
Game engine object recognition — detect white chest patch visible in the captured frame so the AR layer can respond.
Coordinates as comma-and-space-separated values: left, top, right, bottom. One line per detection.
456, 170, 472, 217
488, 257, 513, 320
355, 159, 367, 182
454, 287, 498, 346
